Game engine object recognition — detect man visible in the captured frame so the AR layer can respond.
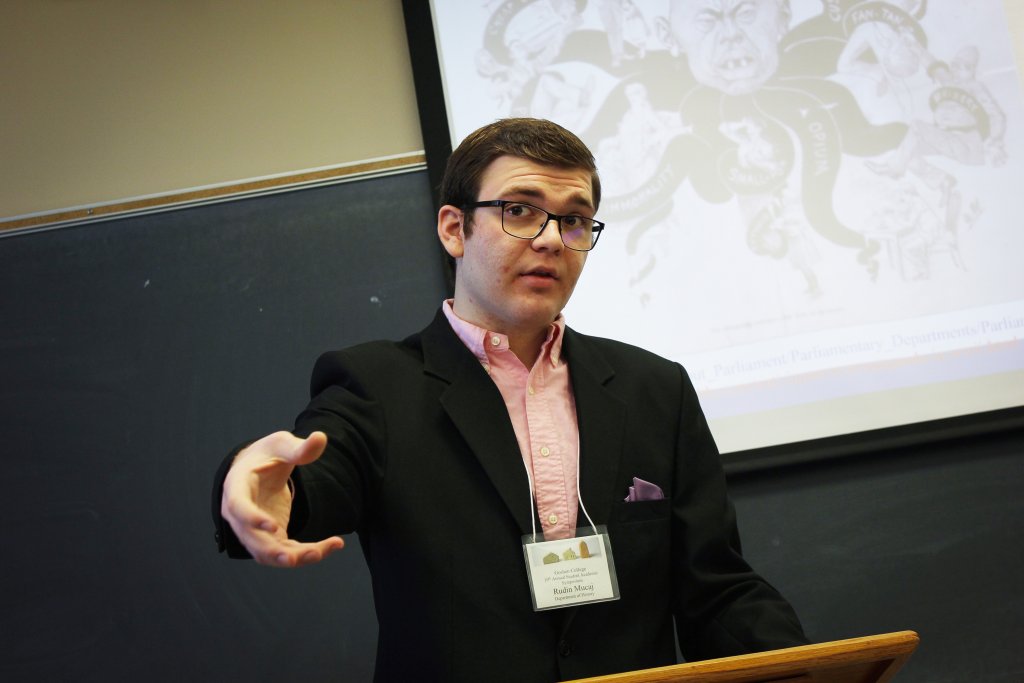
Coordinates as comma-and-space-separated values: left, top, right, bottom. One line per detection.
670, 0, 791, 95
214, 118, 807, 682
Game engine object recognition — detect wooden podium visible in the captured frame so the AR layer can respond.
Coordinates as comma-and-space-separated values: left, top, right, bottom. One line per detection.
564, 631, 919, 683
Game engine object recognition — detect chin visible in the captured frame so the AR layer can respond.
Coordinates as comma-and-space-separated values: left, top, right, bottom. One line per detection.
516, 301, 564, 325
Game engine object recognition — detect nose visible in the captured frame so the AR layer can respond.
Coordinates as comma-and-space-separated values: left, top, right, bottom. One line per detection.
532, 217, 563, 252
719, 16, 742, 43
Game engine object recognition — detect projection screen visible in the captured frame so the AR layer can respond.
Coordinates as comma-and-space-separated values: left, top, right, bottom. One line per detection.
406, 0, 1024, 457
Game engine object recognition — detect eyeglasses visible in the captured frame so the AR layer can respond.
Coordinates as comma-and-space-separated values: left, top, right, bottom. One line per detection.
463, 200, 604, 252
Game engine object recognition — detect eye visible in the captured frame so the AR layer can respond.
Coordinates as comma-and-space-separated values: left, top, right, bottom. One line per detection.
735, 3, 757, 24
562, 215, 582, 228
505, 202, 532, 218
694, 10, 719, 33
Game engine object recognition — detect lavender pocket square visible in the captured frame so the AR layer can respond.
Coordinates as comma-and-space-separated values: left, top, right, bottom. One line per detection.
624, 477, 664, 502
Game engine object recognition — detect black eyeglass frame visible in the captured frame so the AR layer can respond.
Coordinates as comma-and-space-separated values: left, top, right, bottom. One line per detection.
462, 200, 605, 252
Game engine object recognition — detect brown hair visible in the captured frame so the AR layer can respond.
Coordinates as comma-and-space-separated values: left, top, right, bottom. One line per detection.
440, 118, 601, 232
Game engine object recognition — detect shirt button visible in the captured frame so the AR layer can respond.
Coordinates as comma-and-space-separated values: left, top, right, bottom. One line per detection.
490, 335, 501, 346
528, 385, 535, 395
539, 446, 551, 457
547, 514, 558, 525
558, 640, 572, 657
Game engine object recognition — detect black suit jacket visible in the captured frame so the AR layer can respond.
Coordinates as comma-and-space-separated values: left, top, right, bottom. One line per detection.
215, 310, 806, 682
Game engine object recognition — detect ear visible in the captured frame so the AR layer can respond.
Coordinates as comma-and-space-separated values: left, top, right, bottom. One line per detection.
437, 205, 465, 259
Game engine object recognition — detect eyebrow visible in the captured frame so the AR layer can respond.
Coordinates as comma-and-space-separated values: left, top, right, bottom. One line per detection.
501, 185, 595, 212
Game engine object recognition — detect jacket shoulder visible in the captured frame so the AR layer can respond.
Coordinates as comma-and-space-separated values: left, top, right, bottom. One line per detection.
566, 328, 682, 374
309, 333, 426, 398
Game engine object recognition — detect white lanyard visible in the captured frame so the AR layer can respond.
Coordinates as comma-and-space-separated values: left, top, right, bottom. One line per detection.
523, 435, 598, 542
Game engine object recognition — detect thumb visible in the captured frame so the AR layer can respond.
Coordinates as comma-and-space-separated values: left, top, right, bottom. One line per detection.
291, 431, 328, 466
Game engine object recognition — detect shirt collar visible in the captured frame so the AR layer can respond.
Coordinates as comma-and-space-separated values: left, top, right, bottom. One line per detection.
442, 299, 566, 369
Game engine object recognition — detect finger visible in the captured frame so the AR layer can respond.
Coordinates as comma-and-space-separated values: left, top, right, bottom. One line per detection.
246, 432, 323, 485
291, 431, 328, 466
229, 520, 304, 566
229, 510, 344, 568
292, 536, 346, 567
240, 431, 325, 472
254, 536, 346, 568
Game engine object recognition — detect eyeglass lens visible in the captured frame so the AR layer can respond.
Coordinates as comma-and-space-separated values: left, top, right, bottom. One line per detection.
501, 202, 596, 250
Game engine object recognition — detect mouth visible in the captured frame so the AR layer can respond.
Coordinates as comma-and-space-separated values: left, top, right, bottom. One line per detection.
521, 267, 558, 280
717, 55, 755, 76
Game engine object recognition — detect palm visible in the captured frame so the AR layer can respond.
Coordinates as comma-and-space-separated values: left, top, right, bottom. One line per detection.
251, 458, 295, 536
222, 431, 344, 566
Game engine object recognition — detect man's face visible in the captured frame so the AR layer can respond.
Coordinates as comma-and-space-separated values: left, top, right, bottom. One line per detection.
440, 155, 592, 337
672, 0, 789, 95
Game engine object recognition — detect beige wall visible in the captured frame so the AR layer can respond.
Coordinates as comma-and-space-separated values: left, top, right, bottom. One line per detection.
1, 0, 422, 219
2, 1, 1021, 222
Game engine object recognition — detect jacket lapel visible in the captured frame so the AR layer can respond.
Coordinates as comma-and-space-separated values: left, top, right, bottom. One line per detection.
417, 315, 628, 537
563, 328, 627, 529
559, 328, 627, 637
420, 311, 535, 535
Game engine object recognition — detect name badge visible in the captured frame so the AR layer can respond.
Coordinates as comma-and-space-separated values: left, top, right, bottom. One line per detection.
522, 526, 620, 611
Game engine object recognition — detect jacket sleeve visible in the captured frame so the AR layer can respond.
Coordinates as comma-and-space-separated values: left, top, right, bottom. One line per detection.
286, 349, 388, 541
669, 364, 809, 659
211, 349, 387, 556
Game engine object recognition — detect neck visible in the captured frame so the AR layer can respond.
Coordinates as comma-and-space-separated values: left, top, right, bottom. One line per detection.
507, 328, 547, 368
447, 299, 552, 368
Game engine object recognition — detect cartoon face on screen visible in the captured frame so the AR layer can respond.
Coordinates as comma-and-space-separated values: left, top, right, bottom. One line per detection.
669, 0, 791, 95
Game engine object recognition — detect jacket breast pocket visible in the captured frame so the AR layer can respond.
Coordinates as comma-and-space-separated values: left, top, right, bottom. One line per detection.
606, 498, 672, 595
609, 497, 670, 525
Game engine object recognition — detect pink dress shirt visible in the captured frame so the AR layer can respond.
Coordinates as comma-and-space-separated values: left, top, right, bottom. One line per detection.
443, 301, 580, 540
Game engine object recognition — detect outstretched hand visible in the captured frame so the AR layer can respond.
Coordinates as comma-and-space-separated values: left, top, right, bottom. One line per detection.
221, 430, 345, 567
